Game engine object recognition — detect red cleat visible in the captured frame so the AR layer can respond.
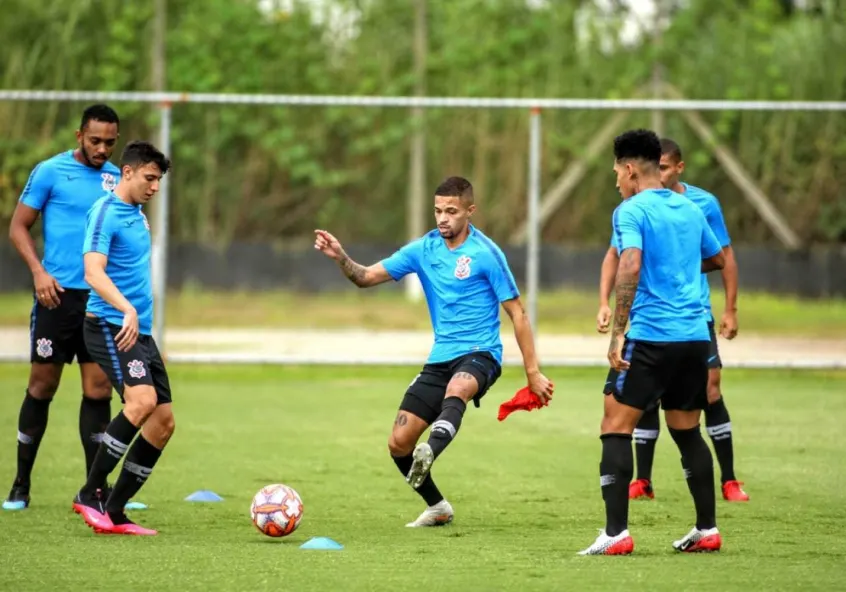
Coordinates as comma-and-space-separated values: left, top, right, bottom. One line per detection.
722, 480, 750, 502
628, 479, 654, 500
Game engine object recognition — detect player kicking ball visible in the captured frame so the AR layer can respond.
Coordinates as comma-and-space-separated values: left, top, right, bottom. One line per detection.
71, 141, 173, 536
580, 130, 725, 555
315, 176, 554, 527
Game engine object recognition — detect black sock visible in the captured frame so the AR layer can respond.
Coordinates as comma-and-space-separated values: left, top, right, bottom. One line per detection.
392, 454, 444, 507
705, 397, 736, 483
79, 396, 112, 478
599, 433, 633, 537
82, 412, 139, 495
427, 397, 466, 459
633, 406, 660, 482
669, 426, 716, 530
15, 390, 52, 487
106, 436, 162, 516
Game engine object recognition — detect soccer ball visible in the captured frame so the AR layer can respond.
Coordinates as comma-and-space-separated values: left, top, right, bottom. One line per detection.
250, 484, 304, 537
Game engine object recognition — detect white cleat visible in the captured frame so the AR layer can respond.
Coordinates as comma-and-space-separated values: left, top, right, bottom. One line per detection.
672, 526, 722, 552
578, 529, 635, 556
406, 442, 434, 489
405, 500, 454, 528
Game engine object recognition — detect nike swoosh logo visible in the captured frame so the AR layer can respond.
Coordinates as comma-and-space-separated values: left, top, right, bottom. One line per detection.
708, 355, 717, 363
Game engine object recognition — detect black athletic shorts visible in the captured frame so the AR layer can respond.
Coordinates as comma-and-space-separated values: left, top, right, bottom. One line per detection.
83, 317, 172, 405
29, 288, 93, 365
602, 339, 709, 412
399, 351, 502, 424
706, 317, 722, 369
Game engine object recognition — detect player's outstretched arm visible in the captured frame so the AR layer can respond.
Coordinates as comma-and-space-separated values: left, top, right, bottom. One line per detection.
84, 252, 139, 351
313, 229, 393, 288
719, 246, 739, 339
597, 246, 619, 333
10, 203, 64, 309
501, 298, 553, 403
608, 247, 641, 370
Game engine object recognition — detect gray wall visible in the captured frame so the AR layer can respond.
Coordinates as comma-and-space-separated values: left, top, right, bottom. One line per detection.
1, 243, 844, 298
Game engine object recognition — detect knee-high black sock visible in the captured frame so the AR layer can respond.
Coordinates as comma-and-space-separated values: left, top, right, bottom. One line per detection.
81, 412, 139, 495
669, 426, 716, 530
79, 396, 112, 478
633, 406, 660, 482
599, 433, 633, 537
705, 397, 736, 483
106, 436, 162, 519
427, 397, 466, 459
393, 454, 444, 507
15, 391, 52, 486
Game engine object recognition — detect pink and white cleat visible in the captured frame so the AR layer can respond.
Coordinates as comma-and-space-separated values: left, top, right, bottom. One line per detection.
72, 489, 114, 534
578, 529, 635, 555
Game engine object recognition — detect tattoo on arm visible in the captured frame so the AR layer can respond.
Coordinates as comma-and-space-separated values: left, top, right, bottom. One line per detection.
611, 249, 641, 338
338, 254, 367, 287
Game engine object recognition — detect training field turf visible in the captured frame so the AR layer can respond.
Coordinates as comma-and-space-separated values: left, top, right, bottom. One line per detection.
1, 363, 844, 591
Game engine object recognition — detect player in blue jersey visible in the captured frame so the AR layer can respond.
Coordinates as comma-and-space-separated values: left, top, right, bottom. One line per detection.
597, 138, 749, 503
3, 105, 124, 511
580, 129, 726, 556
71, 140, 173, 536
315, 176, 554, 527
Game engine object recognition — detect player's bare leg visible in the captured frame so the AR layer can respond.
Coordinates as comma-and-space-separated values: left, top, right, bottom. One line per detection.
665, 409, 721, 552
704, 369, 748, 501
407, 372, 479, 490
3, 363, 62, 511
579, 395, 639, 556
389, 411, 453, 527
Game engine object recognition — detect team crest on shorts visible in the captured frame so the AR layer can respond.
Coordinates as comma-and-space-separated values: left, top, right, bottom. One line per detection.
454, 255, 472, 280
35, 338, 53, 359
127, 360, 146, 379
101, 173, 117, 191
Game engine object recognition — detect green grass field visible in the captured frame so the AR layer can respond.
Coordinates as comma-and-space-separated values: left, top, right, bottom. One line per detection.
0, 288, 845, 337
1, 364, 845, 591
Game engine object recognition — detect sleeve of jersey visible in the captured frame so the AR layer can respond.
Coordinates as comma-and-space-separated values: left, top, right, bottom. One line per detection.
705, 198, 732, 247
486, 245, 520, 302
700, 211, 723, 259
18, 162, 53, 210
83, 202, 116, 256
612, 205, 643, 252
380, 240, 421, 281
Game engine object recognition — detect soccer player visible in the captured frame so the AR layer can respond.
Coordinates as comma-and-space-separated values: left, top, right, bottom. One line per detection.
580, 129, 725, 555
597, 138, 749, 503
3, 105, 125, 511
71, 140, 173, 536
314, 176, 554, 527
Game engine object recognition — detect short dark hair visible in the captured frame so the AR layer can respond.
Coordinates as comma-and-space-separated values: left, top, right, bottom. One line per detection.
660, 138, 683, 162
80, 104, 120, 131
613, 129, 661, 165
434, 176, 474, 204
120, 140, 171, 175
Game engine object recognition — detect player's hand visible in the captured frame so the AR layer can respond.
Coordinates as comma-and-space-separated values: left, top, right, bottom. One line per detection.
608, 333, 630, 371
33, 269, 64, 309
596, 305, 612, 333
527, 370, 554, 404
314, 229, 346, 261
720, 310, 738, 340
115, 308, 139, 352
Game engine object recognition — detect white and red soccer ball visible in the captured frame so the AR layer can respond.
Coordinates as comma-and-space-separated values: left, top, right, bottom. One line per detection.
250, 484, 304, 537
